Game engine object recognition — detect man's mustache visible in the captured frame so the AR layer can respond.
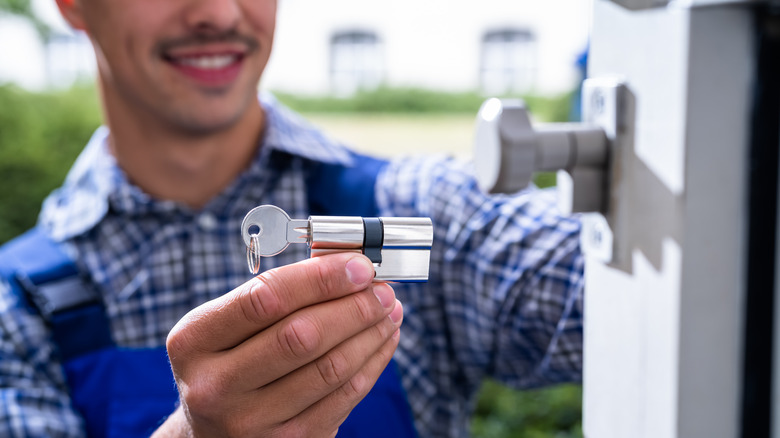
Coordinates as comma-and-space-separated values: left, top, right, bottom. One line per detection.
156, 31, 261, 54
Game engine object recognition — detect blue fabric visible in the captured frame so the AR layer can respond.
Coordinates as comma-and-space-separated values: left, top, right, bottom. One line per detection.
52, 305, 113, 362
0, 228, 113, 362
1, 227, 78, 288
339, 360, 418, 438
63, 350, 414, 438
307, 151, 388, 217
63, 347, 178, 438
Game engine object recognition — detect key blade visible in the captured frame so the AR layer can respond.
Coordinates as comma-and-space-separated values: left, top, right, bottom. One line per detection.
286, 219, 310, 244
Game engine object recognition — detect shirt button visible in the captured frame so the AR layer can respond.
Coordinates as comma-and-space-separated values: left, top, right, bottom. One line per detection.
198, 212, 218, 231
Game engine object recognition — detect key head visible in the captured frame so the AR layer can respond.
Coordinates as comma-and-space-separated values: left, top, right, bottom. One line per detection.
241, 205, 293, 256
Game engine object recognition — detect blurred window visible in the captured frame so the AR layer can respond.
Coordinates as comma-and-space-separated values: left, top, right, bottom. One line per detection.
46, 31, 96, 88
330, 30, 383, 96
480, 28, 537, 95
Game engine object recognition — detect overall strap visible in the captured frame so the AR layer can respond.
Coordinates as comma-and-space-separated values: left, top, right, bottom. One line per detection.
305, 152, 419, 438
2, 229, 175, 437
0, 227, 113, 361
307, 151, 389, 217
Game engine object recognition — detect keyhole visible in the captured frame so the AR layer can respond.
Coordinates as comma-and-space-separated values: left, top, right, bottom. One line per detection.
248, 224, 261, 236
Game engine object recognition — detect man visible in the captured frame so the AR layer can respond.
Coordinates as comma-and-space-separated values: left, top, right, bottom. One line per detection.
0, 0, 584, 436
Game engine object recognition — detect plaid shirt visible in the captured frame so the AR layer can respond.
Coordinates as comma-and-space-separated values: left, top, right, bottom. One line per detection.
0, 94, 584, 438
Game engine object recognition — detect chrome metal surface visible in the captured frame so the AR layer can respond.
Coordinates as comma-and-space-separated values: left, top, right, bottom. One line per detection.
374, 249, 432, 282
309, 216, 365, 249
310, 248, 363, 257
381, 217, 434, 247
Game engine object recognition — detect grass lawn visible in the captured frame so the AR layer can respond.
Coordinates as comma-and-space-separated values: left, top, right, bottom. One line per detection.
303, 112, 478, 160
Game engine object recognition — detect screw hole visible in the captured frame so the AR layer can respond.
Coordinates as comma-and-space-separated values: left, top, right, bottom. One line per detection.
248, 224, 261, 236
592, 228, 603, 245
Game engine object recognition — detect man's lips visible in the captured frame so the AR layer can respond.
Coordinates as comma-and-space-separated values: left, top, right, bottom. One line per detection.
158, 33, 260, 88
164, 51, 246, 87
171, 53, 242, 70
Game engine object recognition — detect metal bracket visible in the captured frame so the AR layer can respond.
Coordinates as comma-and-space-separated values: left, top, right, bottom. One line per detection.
576, 78, 631, 265
471, 77, 632, 265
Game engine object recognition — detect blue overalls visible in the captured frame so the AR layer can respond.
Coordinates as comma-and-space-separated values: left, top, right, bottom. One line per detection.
0, 153, 418, 437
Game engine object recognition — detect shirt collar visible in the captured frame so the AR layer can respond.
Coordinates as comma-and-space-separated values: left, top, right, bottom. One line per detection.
39, 92, 354, 242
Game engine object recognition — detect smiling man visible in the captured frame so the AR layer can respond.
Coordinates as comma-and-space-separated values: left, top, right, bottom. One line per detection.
0, 0, 584, 437
59, 0, 276, 208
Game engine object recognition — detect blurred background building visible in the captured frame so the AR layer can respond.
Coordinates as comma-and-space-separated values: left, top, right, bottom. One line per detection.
266, 0, 589, 96
0, 0, 590, 96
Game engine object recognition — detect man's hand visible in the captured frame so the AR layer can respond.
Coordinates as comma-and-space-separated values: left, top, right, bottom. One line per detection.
155, 253, 403, 438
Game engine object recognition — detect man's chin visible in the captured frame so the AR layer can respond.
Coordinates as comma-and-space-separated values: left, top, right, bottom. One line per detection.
172, 114, 246, 136
168, 98, 259, 136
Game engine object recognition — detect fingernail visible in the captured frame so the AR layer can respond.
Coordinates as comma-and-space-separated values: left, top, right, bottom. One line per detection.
373, 283, 395, 308
346, 257, 374, 285
388, 299, 403, 323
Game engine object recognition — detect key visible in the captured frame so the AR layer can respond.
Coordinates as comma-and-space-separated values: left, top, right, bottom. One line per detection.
242, 205, 308, 275
241, 205, 310, 257
241, 204, 433, 282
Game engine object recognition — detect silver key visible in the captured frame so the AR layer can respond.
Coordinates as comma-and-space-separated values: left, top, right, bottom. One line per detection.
240, 204, 434, 282
241, 205, 310, 257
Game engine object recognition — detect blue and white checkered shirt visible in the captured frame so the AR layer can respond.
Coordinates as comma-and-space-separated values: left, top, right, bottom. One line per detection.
0, 94, 583, 437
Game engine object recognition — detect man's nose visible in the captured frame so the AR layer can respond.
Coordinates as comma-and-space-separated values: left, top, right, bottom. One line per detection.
183, 0, 241, 35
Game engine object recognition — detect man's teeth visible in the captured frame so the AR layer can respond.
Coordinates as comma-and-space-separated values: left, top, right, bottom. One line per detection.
176, 54, 237, 69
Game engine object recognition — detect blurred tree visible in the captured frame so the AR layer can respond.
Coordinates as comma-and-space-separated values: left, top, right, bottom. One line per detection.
0, 0, 32, 15
0, 0, 51, 38
0, 85, 101, 243
472, 381, 583, 438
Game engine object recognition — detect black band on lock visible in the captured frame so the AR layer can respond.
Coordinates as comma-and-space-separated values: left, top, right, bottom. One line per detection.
362, 217, 384, 264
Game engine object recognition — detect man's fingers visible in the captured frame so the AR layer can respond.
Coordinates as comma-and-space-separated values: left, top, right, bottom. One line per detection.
278, 326, 403, 437
236, 298, 403, 417
178, 300, 403, 437
220, 319, 403, 438
167, 253, 375, 354
221, 284, 399, 389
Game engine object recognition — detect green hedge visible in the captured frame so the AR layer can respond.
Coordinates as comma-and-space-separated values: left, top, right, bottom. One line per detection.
274, 87, 487, 114
472, 381, 583, 438
273, 86, 575, 122
0, 84, 101, 243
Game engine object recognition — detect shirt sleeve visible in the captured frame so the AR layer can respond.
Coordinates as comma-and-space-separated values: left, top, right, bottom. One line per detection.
376, 155, 584, 390
0, 277, 86, 438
